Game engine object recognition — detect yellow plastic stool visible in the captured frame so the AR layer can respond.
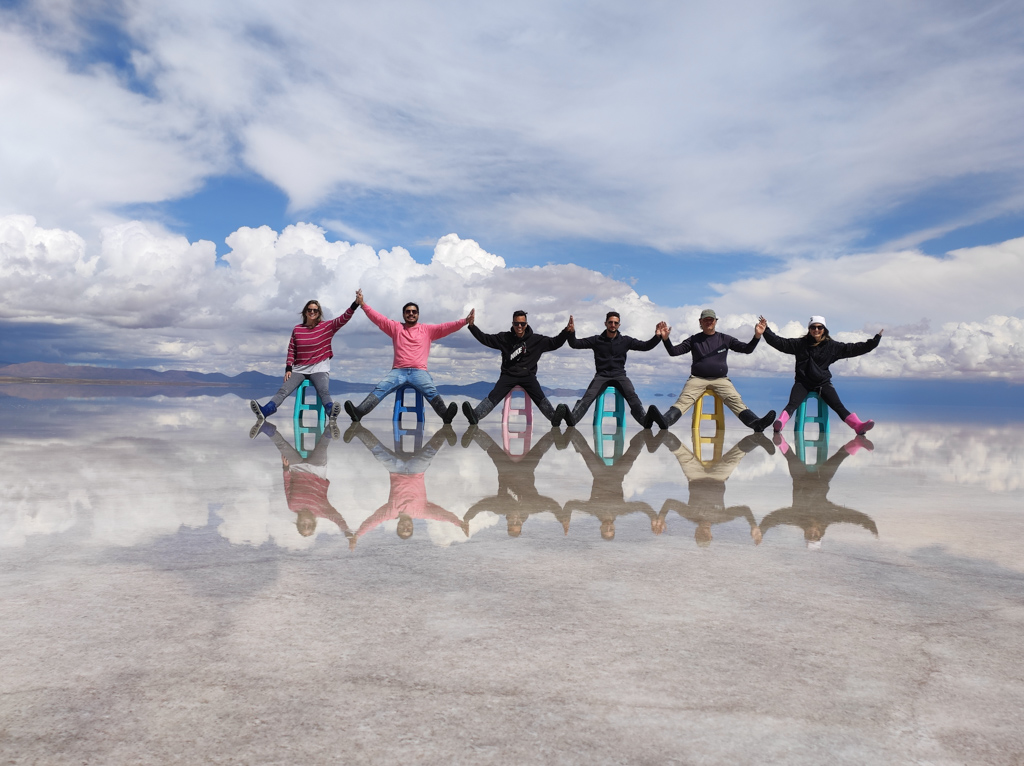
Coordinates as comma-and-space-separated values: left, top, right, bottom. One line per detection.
691, 389, 725, 441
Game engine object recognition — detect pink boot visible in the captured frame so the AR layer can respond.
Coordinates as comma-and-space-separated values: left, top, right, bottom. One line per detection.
773, 410, 790, 432
844, 413, 875, 435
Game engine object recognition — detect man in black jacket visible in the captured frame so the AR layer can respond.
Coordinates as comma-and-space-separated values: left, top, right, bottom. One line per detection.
462, 310, 571, 424
651, 309, 775, 432
556, 311, 664, 428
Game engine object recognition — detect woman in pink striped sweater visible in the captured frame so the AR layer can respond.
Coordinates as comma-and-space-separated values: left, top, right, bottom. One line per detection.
250, 295, 360, 426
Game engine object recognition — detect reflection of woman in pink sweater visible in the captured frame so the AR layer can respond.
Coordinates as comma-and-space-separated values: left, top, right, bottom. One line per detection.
259, 423, 352, 538
346, 423, 467, 548
343, 293, 473, 424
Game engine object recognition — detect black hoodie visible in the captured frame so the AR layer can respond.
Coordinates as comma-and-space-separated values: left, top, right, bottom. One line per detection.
469, 322, 570, 378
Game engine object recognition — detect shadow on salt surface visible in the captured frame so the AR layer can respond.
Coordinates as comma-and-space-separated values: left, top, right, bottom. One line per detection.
0, 395, 1021, 569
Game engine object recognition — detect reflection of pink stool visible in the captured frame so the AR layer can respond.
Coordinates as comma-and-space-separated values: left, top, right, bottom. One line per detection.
502, 387, 533, 459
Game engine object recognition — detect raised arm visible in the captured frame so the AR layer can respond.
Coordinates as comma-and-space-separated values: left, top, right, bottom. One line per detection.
630, 329, 663, 351
759, 320, 802, 355
663, 334, 694, 357
425, 311, 471, 341
361, 303, 401, 338
468, 322, 503, 349
834, 331, 882, 360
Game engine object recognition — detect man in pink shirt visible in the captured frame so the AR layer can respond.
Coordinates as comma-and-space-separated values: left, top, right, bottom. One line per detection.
344, 291, 474, 423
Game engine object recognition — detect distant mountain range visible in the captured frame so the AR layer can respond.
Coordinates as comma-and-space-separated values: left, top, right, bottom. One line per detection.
0, 362, 583, 400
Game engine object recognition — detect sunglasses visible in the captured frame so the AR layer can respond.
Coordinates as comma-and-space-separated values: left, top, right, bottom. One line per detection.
305, 307, 321, 314
404, 309, 419, 314
809, 324, 824, 331
512, 321, 527, 327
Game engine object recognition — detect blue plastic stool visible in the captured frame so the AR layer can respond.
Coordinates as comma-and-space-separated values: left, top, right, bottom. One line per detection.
593, 420, 625, 466
293, 379, 325, 458
593, 385, 625, 429
392, 386, 425, 426
794, 391, 830, 436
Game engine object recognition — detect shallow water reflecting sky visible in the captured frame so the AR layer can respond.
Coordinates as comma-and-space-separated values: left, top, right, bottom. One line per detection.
3, 394, 1021, 570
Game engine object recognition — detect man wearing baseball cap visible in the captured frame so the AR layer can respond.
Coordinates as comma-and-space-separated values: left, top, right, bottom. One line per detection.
648, 309, 775, 432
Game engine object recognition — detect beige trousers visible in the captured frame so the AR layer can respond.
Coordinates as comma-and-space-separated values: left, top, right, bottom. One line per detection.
670, 376, 748, 417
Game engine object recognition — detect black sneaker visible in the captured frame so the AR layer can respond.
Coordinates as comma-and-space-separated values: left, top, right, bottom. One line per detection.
250, 400, 265, 423
327, 402, 341, 420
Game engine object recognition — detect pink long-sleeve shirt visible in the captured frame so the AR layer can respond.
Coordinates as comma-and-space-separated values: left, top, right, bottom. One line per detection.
362, 303, 467, 370
285, 306, 357, 370
354, 473, 465, 538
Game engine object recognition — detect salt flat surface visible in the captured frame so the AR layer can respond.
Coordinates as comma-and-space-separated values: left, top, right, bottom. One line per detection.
1, 395, 1022, 764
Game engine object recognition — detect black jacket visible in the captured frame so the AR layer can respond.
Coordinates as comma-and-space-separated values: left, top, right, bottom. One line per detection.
469, 323, 569, 378
663, 331, 760, 378
763, 327, 880, 388
567, 330, 660, 377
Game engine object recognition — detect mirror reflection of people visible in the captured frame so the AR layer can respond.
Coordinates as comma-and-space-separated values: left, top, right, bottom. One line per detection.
563, 429, 660, 540
759, 315, 883, 435
253, 421, 352, 539
660, 432, 774, 546
346, 423, 468, 547
556, 313, 666, 428
343, 293, 471, 424
461, 425, 571, 536
249, 295, 359, 427
651, 310, 775, 432
760, 434, 878, 549
462, 310, 571, 425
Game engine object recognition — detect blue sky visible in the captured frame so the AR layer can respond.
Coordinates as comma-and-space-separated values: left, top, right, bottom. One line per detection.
1, 1, 1024, 381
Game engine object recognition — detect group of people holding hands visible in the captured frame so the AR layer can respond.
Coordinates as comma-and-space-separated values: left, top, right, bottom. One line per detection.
250, 291, 883, 436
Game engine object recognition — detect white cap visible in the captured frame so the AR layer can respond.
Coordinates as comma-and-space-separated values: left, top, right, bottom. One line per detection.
806, 539, 823, 550
809, 316, 827, 327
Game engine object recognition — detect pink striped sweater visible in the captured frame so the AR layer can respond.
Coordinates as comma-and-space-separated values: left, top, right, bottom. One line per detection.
362, 303, 467, 370
285, 305, 357, 371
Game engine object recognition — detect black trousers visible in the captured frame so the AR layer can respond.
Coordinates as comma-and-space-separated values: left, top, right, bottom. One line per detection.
576, 374, 646, 423
783, 381, 851, 421
485, 373, 550, 406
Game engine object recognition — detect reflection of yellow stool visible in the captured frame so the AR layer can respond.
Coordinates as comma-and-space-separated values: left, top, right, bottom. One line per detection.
691, 389, 725, 443
692, 429, 725, 465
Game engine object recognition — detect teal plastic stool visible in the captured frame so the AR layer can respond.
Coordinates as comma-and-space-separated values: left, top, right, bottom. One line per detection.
293, 379, 325, 458
794, 391, 830, 436
794, 392, 829, 468
593, 385, 625, 429
392, 386, 425, 426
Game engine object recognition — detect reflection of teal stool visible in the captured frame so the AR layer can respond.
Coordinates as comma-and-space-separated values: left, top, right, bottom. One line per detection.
293, 379, 325, 458
593, 385, 625, 429
794, 391, 830, 436
593, 422, 625, 466
392, 386, 425, 426
795, 429, 829, 468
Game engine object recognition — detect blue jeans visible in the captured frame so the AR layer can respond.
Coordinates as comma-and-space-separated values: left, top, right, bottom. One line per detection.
370, 368, 439, 402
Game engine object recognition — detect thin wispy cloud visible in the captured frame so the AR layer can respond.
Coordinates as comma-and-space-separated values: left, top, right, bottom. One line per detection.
3, 1, 1024, 252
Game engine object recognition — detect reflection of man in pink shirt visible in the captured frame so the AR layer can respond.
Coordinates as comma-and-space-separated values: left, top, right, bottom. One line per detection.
347, 423, 468, 548
343, 290, 473, 424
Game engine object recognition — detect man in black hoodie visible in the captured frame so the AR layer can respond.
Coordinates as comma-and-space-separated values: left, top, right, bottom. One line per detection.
556, 312, 664, 427
462, 310, 571, 424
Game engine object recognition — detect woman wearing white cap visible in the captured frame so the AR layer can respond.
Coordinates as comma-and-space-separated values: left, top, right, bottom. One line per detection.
758, 315, 883, 435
